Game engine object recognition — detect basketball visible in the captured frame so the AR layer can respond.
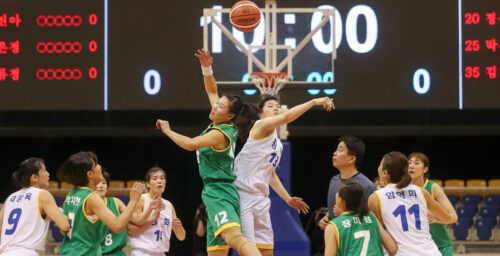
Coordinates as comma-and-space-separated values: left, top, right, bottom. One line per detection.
230, 1, 261, 32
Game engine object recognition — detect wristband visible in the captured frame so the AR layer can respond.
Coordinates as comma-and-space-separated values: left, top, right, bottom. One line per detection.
201, 65, 213, 76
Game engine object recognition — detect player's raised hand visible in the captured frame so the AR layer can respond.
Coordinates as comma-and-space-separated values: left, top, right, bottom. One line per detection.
318, 213, 329, 230
149, 198, 164, 212
287, 197, 310, 214
129, 182, 145, 202
312, 97, 335, 111
195, 49, 213, 67
156, 119, 171, 133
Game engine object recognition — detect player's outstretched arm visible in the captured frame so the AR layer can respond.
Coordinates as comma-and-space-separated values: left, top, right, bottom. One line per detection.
156, 119, 228, 151
422, 189, 457, 224
87, 182, 143, 233
324, 223, 338, 256
195, 49, 219, 107
254, 97, 334, 139
269, 170, 309, 214
39, 189, 70, 233
170, 203, 186, 241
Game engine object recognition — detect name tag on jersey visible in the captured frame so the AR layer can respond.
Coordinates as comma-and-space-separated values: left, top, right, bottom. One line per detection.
340, 215, 373, 228
65, 196, 82, 206
10, 193, 33, 203
385, 189, 418, 200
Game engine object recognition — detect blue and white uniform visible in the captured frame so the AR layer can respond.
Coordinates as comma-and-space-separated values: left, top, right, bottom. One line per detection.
233, 120, 283, 249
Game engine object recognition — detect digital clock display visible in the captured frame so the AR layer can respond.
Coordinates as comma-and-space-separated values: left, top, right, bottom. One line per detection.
0, 0, 498, 110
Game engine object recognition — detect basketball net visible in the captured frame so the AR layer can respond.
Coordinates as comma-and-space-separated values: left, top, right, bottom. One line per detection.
250, 72, 287, 96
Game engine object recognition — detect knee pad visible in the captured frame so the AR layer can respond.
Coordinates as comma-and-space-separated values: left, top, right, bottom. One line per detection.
221, 227, 252, 252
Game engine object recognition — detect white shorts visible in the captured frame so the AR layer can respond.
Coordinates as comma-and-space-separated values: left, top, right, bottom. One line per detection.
238, 191, 273, 250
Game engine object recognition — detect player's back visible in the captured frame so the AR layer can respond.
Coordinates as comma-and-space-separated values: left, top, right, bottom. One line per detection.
375, 184, 440, 256
0, 187, 50, 254
331, 211, 384, 256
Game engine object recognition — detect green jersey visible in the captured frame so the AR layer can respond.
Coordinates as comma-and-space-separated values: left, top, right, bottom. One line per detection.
99, 197, 127, 256
330, 212, 384, 256
196, 122, 241, 250
424, 180, 452, 249
61, 187, 103, 256
196, 122, 238, 184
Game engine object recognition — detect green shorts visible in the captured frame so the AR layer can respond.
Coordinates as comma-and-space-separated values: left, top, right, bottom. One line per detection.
438, 244, 453, 256
202, 182, 241, 251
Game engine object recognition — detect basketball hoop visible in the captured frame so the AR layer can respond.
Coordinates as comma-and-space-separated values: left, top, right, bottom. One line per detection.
250, 72, 287, 96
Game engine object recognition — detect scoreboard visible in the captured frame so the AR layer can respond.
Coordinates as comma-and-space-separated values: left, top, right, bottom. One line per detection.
0, 0, 499, 110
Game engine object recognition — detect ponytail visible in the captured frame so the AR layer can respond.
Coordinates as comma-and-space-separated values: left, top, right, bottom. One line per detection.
11, 170, 24, 188
338, 180, 369, 219
382, 151, 412, 189
356, 199, 369, 220
12, 157, 45, 188
224, 94, 260, 141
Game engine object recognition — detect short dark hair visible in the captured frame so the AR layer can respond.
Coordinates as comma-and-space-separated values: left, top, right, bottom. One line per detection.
338, 180, 369, 219
339, 136, 365, 168
258, 94, 281, 111
408, 152, 430, 179
145, 167, 166, 183
383, 151, 411, 189
57, 151, 98, 187
12, 157, 46, 188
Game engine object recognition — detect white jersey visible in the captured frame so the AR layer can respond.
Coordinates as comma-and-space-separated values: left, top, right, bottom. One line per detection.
375, 184, 441, 256
234, 120, 283, 196
0, 187, 50, 255
130, 194, 173, 253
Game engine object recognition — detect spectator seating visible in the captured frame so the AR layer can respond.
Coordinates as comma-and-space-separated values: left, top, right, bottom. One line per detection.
456, 205, 477, 219
461, 194, 482, 210
431, 179, 443, 187
452, 217, 472, 240
478, 205, 500, 218
53, 195, 63, 207
60, 182, 73, 199
488, 179, 500, 194
485, 194, 500, 207
50, 222, 64, 242
108, 180, 126, 196
474, 217, 496, 240
466, 179, 487, 196
447, 194, 460, 208
445, 179, 465, 196
115, 194, 130, 205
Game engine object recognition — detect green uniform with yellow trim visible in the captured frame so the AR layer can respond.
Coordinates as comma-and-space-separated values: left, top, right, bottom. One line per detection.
99, 197, 127, 256
61, 187, 103, 256
424, 179, 453, 256
196, 122, 241, 251
330, 211, 383, 256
